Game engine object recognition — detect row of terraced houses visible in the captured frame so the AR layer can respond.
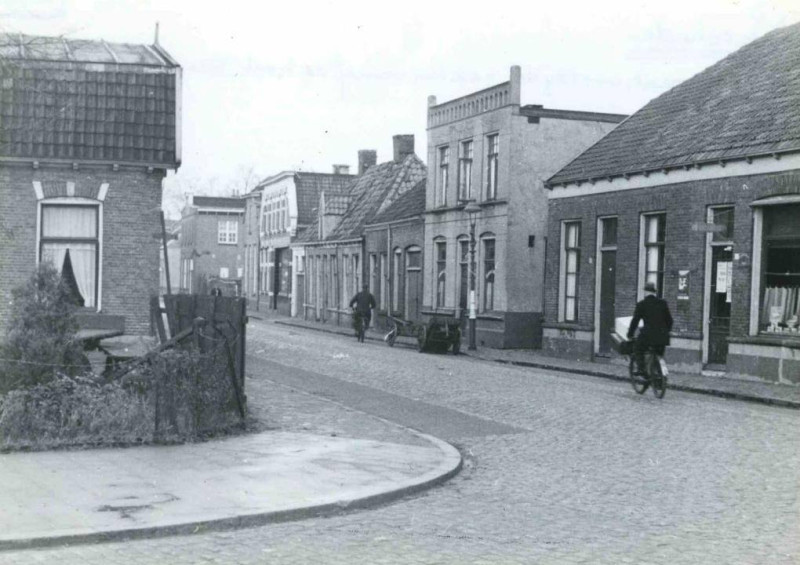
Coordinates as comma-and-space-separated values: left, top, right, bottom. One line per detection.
2, 24, 798, 385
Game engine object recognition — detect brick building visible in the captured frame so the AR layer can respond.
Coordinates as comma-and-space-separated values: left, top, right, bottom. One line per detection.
178, 196, 245, 295
422, 66, 625, 348
0, 33, 181, 335
297, 136, 425, 327
363, 177, 426, 329
543, 23, 800, 384
255, 167, 355, 316
241, 186, 262, 301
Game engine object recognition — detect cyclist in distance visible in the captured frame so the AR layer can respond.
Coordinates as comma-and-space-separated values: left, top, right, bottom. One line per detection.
349, 283, 377, 331
627, 281, 674, 376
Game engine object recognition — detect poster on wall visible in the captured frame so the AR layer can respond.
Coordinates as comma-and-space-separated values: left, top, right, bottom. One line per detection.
716, 261, 728, 293
677, 270, 690, 301
726, 262, 733, 303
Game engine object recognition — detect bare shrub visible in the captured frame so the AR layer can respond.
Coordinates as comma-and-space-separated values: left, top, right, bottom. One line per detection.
0, 374, 152, 450
0, 263, 88, 393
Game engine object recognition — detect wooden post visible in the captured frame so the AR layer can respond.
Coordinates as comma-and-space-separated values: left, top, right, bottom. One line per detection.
223, 331, 247, 421
151, 295, 167, 344
160, 211, 172, 296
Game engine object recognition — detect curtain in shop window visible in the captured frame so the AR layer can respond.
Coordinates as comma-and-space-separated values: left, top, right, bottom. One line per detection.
761, 286, 800, 327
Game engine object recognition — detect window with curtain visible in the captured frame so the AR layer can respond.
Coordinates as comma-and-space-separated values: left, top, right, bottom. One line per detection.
561, 222, 581, 321
379, 253, 387, 310
642, 213, 666, 297
458, 238, 469, 310
40, 204, 99, 308
342, 254, 350, 306
760, 204, 800, 333
393, 248, 402, 312
436, 240, 447, 308
458, 140, 473, 201
438, 145, 450, 207
486, 133, 499, 200
352, 254, 360, 298
483, 238, 495, 311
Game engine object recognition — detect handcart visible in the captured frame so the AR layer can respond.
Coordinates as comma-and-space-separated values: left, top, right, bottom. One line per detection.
384, 316, 462, 354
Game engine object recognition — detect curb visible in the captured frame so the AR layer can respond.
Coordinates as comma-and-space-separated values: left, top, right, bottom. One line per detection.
269, 318, 800, 410
0, 420, 462, 553
482, 357, 800, 410
274, 319, 414, 347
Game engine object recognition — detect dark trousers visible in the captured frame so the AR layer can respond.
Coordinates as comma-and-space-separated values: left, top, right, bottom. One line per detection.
634, 339, 665, 374
357, 311, 372, 330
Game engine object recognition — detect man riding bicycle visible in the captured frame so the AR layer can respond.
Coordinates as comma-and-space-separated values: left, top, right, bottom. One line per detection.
627, 281, 673, 376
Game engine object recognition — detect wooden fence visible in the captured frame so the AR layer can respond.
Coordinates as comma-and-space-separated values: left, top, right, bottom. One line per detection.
152, 294, 247, 392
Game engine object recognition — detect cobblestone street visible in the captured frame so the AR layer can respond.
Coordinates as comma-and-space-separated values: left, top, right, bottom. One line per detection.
3, 319, 799, 564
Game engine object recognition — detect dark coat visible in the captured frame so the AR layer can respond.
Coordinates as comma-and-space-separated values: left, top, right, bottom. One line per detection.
349, 290, 376, 314
627, 294, 673, 346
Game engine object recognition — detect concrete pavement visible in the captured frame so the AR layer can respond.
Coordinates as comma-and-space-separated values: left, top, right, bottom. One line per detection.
257, 310, 800, 409
0, 429, 461, 551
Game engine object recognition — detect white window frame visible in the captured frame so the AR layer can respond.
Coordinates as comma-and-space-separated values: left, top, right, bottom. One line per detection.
749, 200, 800, 336
638, 212, 666, 301
481, 236, 496, 312
218, 219, 238, 245
435, 239, 447, 308
558, 220, 581, 322
486, 133, 499, 200
393, 247, 402, 312
36, 197, 103, 311
438, 145, 450, 207
458, 139, 473, 202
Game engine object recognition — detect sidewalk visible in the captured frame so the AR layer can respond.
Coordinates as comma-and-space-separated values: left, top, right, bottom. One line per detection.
0, 426, 461, 551
253, 308, 800, 410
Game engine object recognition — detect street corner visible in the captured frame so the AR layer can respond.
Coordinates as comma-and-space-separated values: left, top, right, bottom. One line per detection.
0, 430, 462, 552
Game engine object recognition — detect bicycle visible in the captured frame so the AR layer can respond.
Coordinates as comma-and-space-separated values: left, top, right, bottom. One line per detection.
352, 309, 366, 343
628, 343, 668, 399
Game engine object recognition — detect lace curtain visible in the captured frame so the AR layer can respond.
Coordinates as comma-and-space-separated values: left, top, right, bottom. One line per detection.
40, 206, 98, 308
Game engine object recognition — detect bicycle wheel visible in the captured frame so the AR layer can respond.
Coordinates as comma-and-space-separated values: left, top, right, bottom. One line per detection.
629, 354, 648, 394
650, 355, 666, 399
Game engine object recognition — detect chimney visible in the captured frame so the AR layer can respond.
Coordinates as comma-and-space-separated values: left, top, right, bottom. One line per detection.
392, 135, 414, 163
358, 150, 377, 175
333, 164, 350, 175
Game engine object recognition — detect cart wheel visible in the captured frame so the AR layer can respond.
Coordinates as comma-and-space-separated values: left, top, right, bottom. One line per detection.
452, 340, 460, 355
386, 328, 397, 347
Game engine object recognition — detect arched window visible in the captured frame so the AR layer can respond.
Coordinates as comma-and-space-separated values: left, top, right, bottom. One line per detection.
434, 238, 447, 308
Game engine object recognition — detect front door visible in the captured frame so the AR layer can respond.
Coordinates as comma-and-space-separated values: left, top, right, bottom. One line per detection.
708, 246, 733, 365
598, 249, 617, 354
406, 269, 421, 322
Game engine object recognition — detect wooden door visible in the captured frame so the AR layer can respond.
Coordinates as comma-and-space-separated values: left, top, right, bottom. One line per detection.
598, 249, 617, 354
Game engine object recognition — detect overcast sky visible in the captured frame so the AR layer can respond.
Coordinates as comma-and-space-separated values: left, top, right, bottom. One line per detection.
3, 0, 799, 216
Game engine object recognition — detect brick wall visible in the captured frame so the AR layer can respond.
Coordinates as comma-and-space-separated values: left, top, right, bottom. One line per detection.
544, 169, 800, 361
0, 164, 164, 335
182, 211, 244, 292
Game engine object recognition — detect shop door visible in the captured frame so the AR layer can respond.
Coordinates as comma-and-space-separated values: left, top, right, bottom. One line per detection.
708, 247, 733, 365
598, 249, 617, 354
